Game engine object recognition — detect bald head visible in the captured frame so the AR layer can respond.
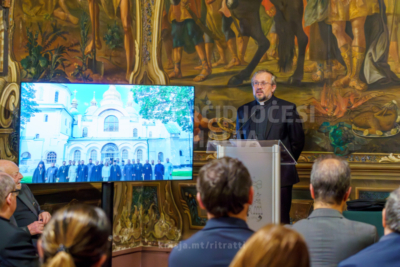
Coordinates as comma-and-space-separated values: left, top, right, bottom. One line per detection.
0, 160, 24, 189
310, 156, 351, 205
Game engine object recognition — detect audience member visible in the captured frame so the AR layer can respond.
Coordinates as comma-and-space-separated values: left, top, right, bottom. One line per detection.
293, 156, 378, 267
169, 157, 254, 267
230, 224, 309, 267
38, 204, 111, 267
0, 172, 39, 267
0, 160, 51, 247
339, 187, 400, 267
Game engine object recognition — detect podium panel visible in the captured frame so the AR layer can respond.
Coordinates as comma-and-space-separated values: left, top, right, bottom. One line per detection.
209, 140, 296, 231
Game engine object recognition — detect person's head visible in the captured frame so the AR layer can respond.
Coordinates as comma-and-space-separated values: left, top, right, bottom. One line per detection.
197, 157, 253, 219
81, 160, 84, 164
39, 161, 44, 168
116, 158, 119, 162
68, 160, 72, 165
0, 172, 18, 219
105, 161, 109, 167
0, 160, 24, 189
72, 161, 75, 166
96, 161, 99, 165
310, 155, 351, 208
132, 159, 135, 164
113, 161, 117, 165
62, 161, 66, 166
158, 160, 161, 164
89, 159, 92, 164
229, 224, 309, 267
38, 205, 111, 267
166, 158, 169, 163
137, 159, 140, 163
127, 159, 131, 164
146, 160, 149, 164
121, 160, 125, 165
383, 187, 400, 235
151, 160, 154, 164
251, 69, 277, 102
100, 160, 103, 164
51, 162, 55, 167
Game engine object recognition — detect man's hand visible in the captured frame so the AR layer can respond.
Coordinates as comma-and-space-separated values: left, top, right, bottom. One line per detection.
27, 221, 44, 235
39, 212, 52, 225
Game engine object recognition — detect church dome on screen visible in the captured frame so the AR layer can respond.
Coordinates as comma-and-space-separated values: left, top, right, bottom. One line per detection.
85, 92, 98, 115
69, 91, 79, 115
101, 85, 123, 107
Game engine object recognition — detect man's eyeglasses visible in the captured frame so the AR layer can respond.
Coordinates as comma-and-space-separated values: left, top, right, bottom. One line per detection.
252, 81, 273, 87
6, 189, 21, 198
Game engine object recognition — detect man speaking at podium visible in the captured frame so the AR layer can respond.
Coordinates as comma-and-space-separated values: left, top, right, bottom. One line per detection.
236, 70, 305, 224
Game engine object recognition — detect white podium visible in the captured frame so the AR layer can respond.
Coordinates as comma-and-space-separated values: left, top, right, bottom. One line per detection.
208, 140, 296, 231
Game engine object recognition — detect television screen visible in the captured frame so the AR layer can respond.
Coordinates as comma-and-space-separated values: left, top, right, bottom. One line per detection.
19, 83, 194, 183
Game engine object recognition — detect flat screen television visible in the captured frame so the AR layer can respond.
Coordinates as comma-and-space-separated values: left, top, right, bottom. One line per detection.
18, 82, 194, 183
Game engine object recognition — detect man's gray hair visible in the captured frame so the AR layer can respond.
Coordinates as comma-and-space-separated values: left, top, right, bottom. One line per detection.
385, 187, 400, 232
310, 155, 351, 205
0, 172, 16, 208
251, 69, 277, 85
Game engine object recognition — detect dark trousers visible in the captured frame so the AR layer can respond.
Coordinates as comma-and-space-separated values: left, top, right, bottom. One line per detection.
281, 185, 293, 224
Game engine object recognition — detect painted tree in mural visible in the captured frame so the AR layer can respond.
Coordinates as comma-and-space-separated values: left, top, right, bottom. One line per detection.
132, 86, 194, 132
20, 83, 40, 128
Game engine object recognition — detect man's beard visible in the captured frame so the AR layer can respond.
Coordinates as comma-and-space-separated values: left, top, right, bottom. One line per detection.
254, 93, 267, 102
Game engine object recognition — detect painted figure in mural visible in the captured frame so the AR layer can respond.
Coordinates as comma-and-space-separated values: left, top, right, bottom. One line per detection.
46, 162, 58, 183
168, 0, 211, 82
110, 160, 122, 181
21, 0, 79, 24
123, 159, 134, 181
162, 0, 174, 69
386, 0, 400, 73
57, 161, 69, 183
155, 160, 165, 180
86, 0, 135, 80
329, 0, 380, 91
219, 0, 250, 68
225, 0, 308, 85
143, 160, 152, 180
87, 158, 95, 182
32, 161, 46, 184
304, 0, 345, 82
77, 160, 88, 182
164, 158, 173, 180
68, 161, 77, 182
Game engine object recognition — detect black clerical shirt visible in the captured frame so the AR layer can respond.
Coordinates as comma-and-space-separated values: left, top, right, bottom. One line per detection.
250, 97, 274, 140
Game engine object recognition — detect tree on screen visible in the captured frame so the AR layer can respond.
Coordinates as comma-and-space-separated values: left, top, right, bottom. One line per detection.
132, 86, 194, 132
20, 83, 40, 128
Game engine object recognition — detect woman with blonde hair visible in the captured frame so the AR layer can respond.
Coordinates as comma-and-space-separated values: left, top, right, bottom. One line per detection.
38, 204, 111, 267
230, 224, 310, 267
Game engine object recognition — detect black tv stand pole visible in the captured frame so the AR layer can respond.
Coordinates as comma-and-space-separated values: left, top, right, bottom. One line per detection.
101, 182, 114, 267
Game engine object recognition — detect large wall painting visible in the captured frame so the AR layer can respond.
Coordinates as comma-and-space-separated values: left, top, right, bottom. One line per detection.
160, 0, 400, 162
12, 0, 136, 83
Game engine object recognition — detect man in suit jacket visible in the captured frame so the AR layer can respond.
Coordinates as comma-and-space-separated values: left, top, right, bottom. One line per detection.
0, 160, 51, 247
0, 172, 39, 267
339, 187, 400, 267
293, 156, 378, 267
236, 69, 305, 224
169, 157, 254, 267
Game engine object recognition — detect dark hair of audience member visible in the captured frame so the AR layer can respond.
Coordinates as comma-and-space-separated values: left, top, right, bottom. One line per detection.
230, 224, 310, 267
197, 157, 252, 217
310, 155, 351, 205
39, 204, 111, 267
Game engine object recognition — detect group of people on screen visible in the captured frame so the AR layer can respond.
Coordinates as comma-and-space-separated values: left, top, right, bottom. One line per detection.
31, 158, 174, 183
